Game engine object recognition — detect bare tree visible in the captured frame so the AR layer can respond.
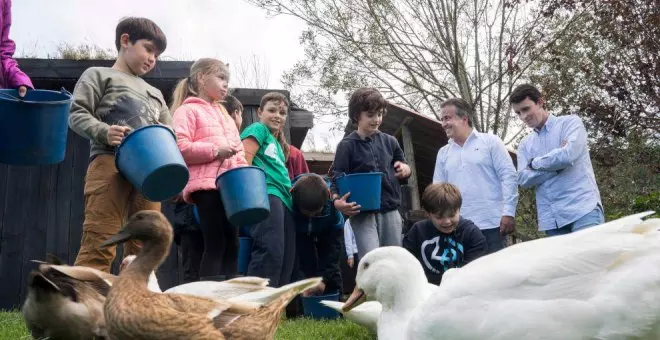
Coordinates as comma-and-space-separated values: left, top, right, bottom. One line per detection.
247, 0, 586, 140
231, 53, 271, 89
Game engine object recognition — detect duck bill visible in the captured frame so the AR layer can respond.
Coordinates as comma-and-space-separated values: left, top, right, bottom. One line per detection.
100, 232, 132, 248
342, 287, 366, 312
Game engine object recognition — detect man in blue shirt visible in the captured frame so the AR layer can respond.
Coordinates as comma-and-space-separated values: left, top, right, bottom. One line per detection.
510, 84, 604, 236
433, 98, 518, 253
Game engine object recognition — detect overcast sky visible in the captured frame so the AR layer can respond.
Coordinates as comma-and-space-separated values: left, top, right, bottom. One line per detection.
11, 0, 343, 151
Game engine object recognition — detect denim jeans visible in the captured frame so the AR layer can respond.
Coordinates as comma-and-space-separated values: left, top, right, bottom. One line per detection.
545, 205, 604, 237
481, 227, 506, 254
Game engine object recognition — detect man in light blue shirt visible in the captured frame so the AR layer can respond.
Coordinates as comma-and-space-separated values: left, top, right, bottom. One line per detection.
510, 84, 604, 236
433, 98, 518, 253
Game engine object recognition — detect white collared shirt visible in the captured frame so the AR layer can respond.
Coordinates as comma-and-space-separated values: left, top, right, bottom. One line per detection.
433, 130, 519, 230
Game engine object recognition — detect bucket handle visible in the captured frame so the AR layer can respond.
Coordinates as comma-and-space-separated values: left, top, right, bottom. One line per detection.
0, 88, 73, 102
0, 91, 22, 102
60, 87, 72, 97
216, 159, 228, 178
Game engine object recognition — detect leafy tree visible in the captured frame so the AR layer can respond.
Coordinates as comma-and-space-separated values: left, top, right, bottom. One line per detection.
528, 0, 659, 144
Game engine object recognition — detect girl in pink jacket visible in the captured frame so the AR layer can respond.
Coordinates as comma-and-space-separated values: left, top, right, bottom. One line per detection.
171, 58, 248, 280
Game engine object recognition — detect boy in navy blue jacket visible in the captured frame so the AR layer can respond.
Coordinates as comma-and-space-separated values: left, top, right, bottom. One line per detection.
403, 183, 487, 285
291, 173, 344, 296
331, 87, 411, 258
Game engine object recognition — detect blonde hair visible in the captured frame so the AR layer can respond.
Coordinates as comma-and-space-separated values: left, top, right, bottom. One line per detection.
170, 58, 230, 113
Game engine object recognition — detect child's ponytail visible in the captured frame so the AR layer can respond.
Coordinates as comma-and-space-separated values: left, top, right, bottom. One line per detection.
170, 77, 196, 114
276, 129, 290, 161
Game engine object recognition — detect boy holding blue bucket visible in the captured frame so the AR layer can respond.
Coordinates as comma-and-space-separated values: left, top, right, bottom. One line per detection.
331, 87, 412, 258
241, 92, 295, 287
68, 17, 170, 272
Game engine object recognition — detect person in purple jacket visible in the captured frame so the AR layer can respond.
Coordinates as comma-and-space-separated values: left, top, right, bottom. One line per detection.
1, 0, 33, 96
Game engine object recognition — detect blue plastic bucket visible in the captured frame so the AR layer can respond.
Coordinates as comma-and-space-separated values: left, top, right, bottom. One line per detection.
336, 172, 383, 211
115, 125, 189, 202
238, 237, 252, 274
215, 166, 270, 226
0, 88, 72, 165
302, 292, 341, 320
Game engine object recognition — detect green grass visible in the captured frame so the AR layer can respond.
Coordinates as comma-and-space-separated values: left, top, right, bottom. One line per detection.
0, 311, 30, 340
0, 310, 374, 340
276, 317, 374, 339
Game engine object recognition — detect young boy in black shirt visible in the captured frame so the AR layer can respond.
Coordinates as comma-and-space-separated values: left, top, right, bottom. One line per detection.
292, 173, 344, 296
403, 183, 487, 285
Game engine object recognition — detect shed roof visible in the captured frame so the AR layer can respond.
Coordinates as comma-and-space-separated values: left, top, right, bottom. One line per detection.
16, 58, 314, 148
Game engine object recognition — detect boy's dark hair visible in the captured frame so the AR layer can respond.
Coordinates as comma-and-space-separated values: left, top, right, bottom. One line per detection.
348, 87, 388, 124
440, 98, 473, 127
221, 94, 244, 114
421, 183, 462, 217
115, 17, 167, 54
291, 174, 329, 214
509, 84, 543, 105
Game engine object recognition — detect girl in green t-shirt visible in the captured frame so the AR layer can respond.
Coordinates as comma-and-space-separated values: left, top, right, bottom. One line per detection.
240, 92, 295, 287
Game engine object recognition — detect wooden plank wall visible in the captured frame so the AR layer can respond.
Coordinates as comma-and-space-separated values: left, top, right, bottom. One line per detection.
0, 131, 180, 310
0, 129, 234, 309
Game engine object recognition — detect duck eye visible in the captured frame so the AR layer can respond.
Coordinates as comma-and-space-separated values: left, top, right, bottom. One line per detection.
363, 262, 369, 269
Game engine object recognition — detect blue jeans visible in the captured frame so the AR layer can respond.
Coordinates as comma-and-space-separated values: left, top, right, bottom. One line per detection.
545, 205, 604, 237
481, 227, 506, 254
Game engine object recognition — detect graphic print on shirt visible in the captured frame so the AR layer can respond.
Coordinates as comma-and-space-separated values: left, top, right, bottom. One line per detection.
264, 142, 285, 166
420, 236, 464, 274
105, 94, 160, 129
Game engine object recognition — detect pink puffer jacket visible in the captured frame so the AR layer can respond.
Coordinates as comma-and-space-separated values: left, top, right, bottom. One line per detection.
172, 97, 248, 203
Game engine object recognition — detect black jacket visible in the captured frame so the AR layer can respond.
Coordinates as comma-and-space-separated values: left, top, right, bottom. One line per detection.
331, 131, 407, 212
403, 217, 487, 285
295, 228, 344, 294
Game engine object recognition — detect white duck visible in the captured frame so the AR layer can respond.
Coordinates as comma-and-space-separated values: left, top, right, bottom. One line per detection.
343, 212, 660, 340
320, 284, 438, 333
319, 300, 382, 333
122, 255, 298, 305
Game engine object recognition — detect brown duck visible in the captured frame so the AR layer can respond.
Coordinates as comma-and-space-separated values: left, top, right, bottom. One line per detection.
21, 254, 113, 340
101, 210, 321, 340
